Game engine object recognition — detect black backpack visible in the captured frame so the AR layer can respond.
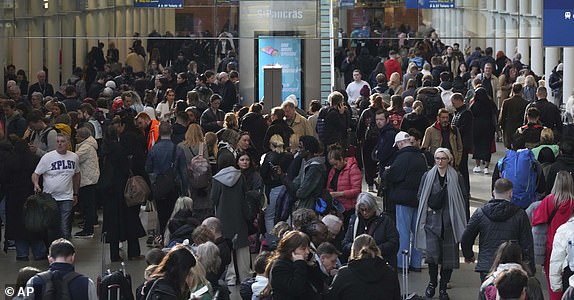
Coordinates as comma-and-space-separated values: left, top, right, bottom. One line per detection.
421, 89, 444, 121
316, 107, 329, 144
23, 193, 60, 233
38, 271, 82, 300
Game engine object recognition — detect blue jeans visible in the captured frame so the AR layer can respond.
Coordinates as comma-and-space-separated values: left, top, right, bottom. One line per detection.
265, 186, 282, 234
58, 200, 74, 239
15, 239, 46, 260
396, 204, 422, 269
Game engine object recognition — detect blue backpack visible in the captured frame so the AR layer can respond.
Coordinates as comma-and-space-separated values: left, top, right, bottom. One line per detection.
497, 149, 538, 208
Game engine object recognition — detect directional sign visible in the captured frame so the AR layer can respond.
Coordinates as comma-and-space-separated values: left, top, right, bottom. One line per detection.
405, 0, 455, 9
134, 0, 183, 8
544, 0, 574, 47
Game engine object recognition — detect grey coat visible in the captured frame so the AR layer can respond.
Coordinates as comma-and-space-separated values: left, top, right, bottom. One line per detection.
211, 166, 249, 248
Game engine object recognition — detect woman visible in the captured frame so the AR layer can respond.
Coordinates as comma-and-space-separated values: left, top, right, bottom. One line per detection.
495, 51, 510, 77
16, 69, 28, 96
531, 128, 560, 160
479, 241, 542, 300
260, 230, 322, 300
326, 234, 401, 300
401, 78, 418, 100
237, 150, 264, 231
240, 103, 268, 155
368, 62, 386, 88
217, 112, 240, 142
400, 100, 430, 137
470, 87, 497, 175
357, 94, 386, 192
549, 207, 574, 295
177, 123, 212, 221
342, 192, 399, 268
156, 88, 176, 122
200, 94, 225, 133
186, 262, 215, 300
387, 95, 405, 130
523, 75, 538, 103
144, 244, 197, 300
187, 90, 208, 115
452, 62, 470, 95
210, 154, 250, 284
163, 196, 194, 247
414, 148, 468, 300
497, 66, 518, 108
1, 136, 43, 261
532, 170, 574, 300
237, 131, 260, 163
196, 241, 223, 295
101, 118, 146, 261
402, 63, 419, 90
388, 72, 404, 96
326, 144, 362, 227
260, 134, 294, 232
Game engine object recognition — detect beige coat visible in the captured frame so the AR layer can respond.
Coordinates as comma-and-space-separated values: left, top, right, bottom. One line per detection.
476, 73, 500, 107
288, 112, 313, 138
76, 136, 100, 187
421, 124, 463, 168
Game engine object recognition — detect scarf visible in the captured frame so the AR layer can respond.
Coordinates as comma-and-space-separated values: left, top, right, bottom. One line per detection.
414, 165, 468, 250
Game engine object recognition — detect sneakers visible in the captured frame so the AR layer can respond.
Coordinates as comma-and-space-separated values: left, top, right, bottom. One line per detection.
472, 166, 481, 173
483, 167, 489, 175
73, 231, 94, 238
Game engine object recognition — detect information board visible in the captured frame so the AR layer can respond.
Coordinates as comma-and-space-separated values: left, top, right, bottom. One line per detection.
405, 0, 455, 9
134, 0, 183, 8
544, 0, 574, 47
258, 37, 302, 106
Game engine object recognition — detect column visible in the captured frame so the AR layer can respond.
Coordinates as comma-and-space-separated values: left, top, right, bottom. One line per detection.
496, 0, 505, 12
506, 0, 517, 16
116, 7, 127, 64
86, 0, 98, 53
133, 8, 141, 38
13, 21, 28, 75
531, 0, 542, 17
45, 17, 61, 87
495, 16, 505, 54
463, 0, 478, 49
563, 48, 574, 107
125, 7, 134, 60
485, 13, 495, 50
517, 22, 530, 67
61, 15, 74, 83
505, 16, 517, 57
76, 15, 87, 71
545, 47, 560, 104
530, 20, 543, 75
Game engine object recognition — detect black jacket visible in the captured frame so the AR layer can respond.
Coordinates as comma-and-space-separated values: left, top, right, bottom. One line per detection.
375, 123, 398, 168
170, 123, 187, 145
526, 98, 563, 134
461, 199, 534, 273
326, 257, 401, 300
263, 119, 294, 152
142, 278, 180, 300
240, 112, 267, 154
200, 107, 225, 133
319, 106, 346, 146
342, 213, 399, 268
400, 112, 430, 137
452, 105, 474, 152
383, 146, 428, 207
270, 258, 322, 300
261, 151, 294, 189
545, 155, 574, 195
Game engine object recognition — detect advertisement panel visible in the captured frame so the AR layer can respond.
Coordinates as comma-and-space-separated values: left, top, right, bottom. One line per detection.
258, 36, 302, 105
134, 0, 183, 8
544, 0, 574, 47
405, 0, 455, 9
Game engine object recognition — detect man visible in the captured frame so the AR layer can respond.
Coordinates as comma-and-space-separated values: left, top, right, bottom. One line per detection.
172, 50, 190, 74
32, 133, 81, 239
282, 98, 312, 138
549, 63, 564, 106
175, 72, 192, 102
200, 94, 225, 133
514, 107, 544, 149
499, 83, 529, 149
27, 109, 58, 157
62, 85, 81, 113
28, 70, 54, 97
145, 122, 180, 236
442, 46, 461, 77
479, 47, 496, 72
87, 72, 106, 100
345, 69, 370, 105
2, 99, 27, 137
340, 51, 359, 85
383, 131, 428, 272
545, 139, 574, 194
384, 50, 402, 80
73, 127, 100, 238
171, 112, 190, 145
374, 110, 398, 211
125, 47, 146, 73
315, 242, 341, 286
135, 111, 160, 152
322, 214, 344, 248
422, 108, 463, 167
78, 103, 103, 141
263, 107, 294, 152
476, 63, 499, 105
525, 86, 562, 138
317, 91, 347, 148
27, 239, 98, 299
461, 178, 534, 282
451, 93, 473, 202
452, 43, 465, 63
202, 217, 232, 281
219, 71, 238, 112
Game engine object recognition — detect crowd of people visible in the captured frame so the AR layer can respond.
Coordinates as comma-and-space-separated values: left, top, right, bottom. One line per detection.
3, 28, 574, 300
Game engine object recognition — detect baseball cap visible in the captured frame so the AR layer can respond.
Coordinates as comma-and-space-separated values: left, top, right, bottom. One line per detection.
393, 131, 411, 147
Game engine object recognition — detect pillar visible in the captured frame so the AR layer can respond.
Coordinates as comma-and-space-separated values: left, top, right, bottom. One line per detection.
517, 23, 530, 67
485, 13, 495, 50
530, 20, 543, 75
563, 48, 574, 107
545, 47, 560, 104
531, 0, 542, 18
495, 16, 505, 54
505, 16, 517, 58
45, 17, 61, 86
61, 16, 74, 82
76, 15, 87, 69
116, 7, 127, 64
496, 0, 505, 12
13, 21, 28, 75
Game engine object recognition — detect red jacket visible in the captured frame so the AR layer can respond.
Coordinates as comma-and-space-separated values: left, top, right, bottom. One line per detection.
532, 194, 574, 266
146, 119, 160, 151
384, 59, 402, 80
327, 157, 362, 211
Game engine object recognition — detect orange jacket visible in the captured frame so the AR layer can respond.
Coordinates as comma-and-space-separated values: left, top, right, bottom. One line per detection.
147, 119, 160, 150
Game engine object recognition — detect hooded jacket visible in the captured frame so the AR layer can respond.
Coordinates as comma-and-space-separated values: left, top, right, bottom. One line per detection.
383, 146, 428, 207
282, 156, 326, 210
327, 156, 362, 211
325, 256, 401, 300
3, 110, 27, 138
76, 136, 100, 187
461, 199, 534, 272
211, 166, 249, 248
545, 155, 574, 195
421, 121, 463, 167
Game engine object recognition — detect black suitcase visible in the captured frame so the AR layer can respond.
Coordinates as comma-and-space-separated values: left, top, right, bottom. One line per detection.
97, 232, 135, 300
401, 250, 424, 300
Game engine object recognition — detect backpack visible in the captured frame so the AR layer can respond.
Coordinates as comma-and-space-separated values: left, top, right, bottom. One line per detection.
497, 149, 538, 208
440, 88, 454, 112
274, 185, 296, 224
38, 271, 82, 300
316, 107, 328, 144
388, 112, 404, 130
188, 143, 211, 189
124, 175, 150, 207
422, 89, 444, 121
239, 277, 256, 300
23, 193, 60, 233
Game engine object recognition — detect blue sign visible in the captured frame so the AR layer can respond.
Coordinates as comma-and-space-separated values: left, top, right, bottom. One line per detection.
405, 0, 455, 9
258, 37, 302, 106
544, 0, 574, 47
134, 0, 183, 8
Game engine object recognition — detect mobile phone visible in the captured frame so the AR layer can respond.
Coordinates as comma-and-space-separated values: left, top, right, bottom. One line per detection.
190, 285, 209, 298
307, 252, 314, 261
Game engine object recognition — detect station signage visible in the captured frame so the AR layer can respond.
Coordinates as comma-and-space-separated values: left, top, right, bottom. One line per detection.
544, 0, 574, 47
134, 0, 183, 8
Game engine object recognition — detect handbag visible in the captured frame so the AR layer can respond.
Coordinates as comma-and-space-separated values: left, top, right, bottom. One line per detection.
532, 203, 559, 265
427, 181, 447, 210
152, 144, 178, 199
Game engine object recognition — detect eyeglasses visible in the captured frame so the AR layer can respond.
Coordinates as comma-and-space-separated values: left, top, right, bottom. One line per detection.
434, 157, 449, 161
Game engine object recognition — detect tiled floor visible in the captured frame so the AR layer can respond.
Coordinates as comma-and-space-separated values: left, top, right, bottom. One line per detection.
0, 142, 550, 299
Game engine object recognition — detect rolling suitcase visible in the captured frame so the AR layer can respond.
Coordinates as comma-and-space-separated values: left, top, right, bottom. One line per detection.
97, 232, 135, 300
401, 250, 423, 300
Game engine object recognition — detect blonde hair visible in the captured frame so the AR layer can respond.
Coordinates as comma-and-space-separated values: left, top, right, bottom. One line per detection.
196, 241, 222, 275
551, 171, 574, 206
204, 132, 218, 157
183, 123, 204, 146
540, 128, 554, 145
389, 72, 401, 86
289, 134, 300, 153
350, 234, 381, 260
223, 112, 238, 130
412, 100, 424, 115
163, 196, 194, 246
524, 75, 536, 87
269, 134, 285, 153
187, 261, 213, 293
435, 147, 454, 165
